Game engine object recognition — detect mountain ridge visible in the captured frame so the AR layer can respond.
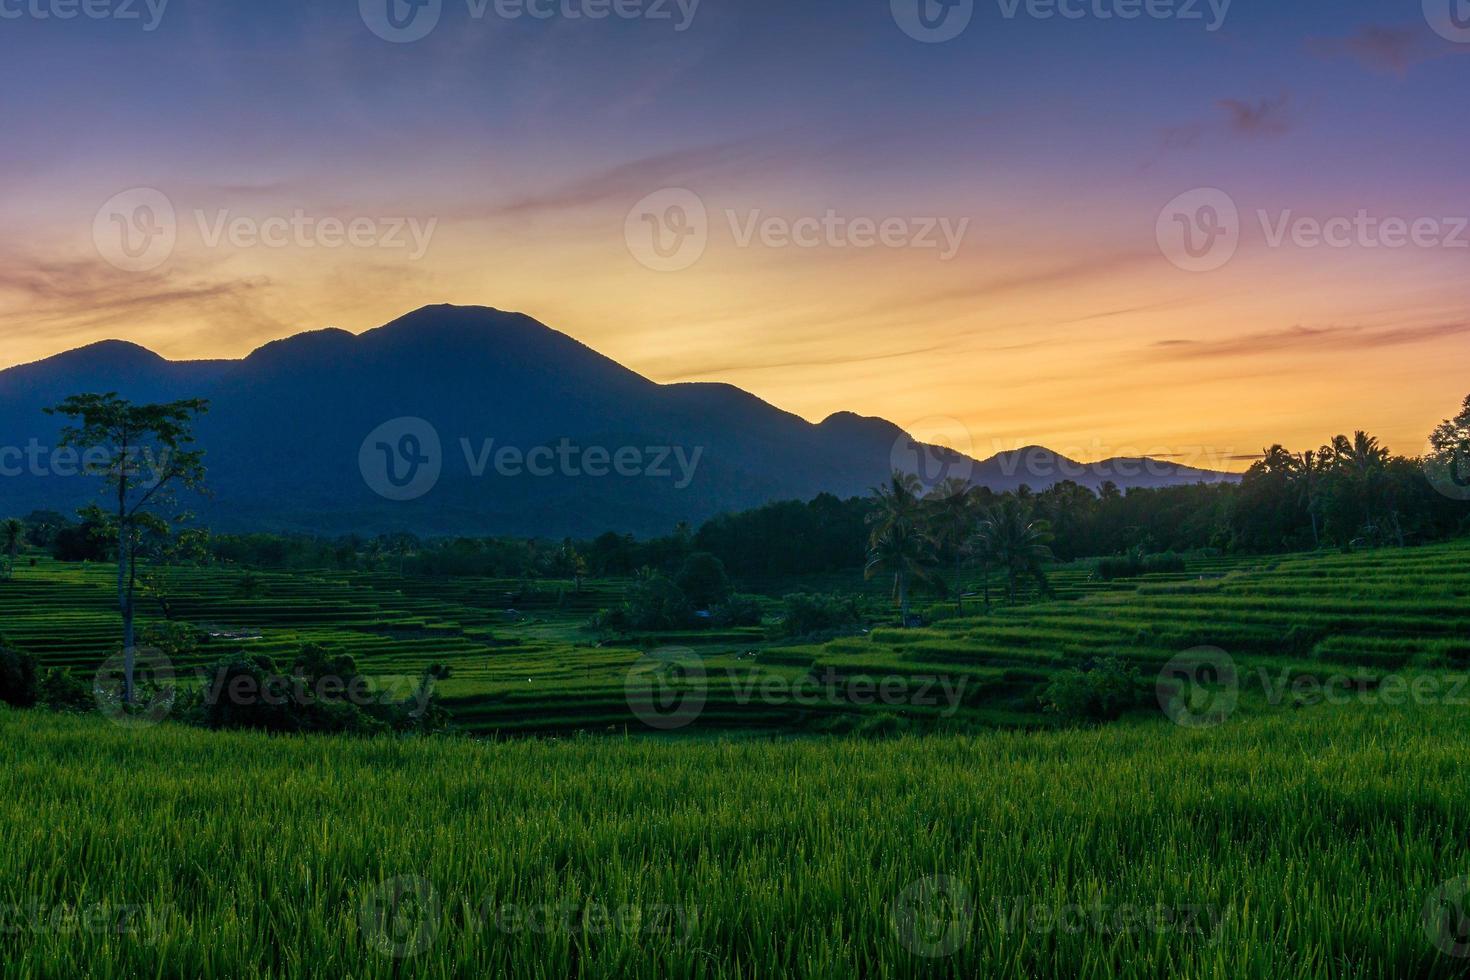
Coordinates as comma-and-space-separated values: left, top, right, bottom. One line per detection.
0, 305, 1238, 537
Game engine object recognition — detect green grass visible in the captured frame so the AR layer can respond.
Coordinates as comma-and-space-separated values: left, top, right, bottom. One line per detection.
3, 702, 1470, 977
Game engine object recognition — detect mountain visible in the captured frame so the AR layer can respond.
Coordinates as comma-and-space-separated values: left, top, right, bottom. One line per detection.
0, 305, 1237, 537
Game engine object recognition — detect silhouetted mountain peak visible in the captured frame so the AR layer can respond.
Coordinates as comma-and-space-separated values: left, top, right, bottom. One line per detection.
0, 305, 1238, 536
25, 339, 161, 372
245, 328, 356, 365
818, 411, 905, 439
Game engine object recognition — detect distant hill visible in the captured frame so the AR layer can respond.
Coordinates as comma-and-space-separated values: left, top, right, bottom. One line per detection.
0, 305, 1236, 537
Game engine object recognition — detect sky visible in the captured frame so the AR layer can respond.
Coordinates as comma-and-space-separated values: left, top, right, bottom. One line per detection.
1, 0, 1468, 469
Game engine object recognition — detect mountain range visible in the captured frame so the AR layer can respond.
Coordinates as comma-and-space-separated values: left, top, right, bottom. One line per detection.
0, 305, 1237, 537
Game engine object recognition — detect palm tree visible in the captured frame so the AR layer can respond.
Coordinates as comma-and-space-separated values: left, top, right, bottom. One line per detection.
0, 518, 22, 580
924, 478, 978, 613
1327, 431, 1389, 541
974, 499, 1055, 604
866, 471, 933, 626
1295, 449, 1323, 550
865, 520, 934, 626
867, 471, 925, 537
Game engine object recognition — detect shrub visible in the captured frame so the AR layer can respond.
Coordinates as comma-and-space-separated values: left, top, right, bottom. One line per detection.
1041, 657, 1146, 723
712, 594, 763, 628
587, 607, 632, 634
0, 643, 39, 708
190, 644, 447, 735
625, 574, 693, 631
774, 593, 865, 639
1095, 552, 1187, 581
39, 669, 94, 712
674, 552, 732, 609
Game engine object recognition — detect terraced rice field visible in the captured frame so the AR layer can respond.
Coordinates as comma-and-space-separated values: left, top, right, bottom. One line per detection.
6, 541, 1470, 976
4, 540, 1469, 735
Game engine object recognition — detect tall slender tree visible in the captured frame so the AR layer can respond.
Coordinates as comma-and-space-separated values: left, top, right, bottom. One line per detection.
48, 393, 209, 703
866, 472, 933, 626
924, 478, 979, 613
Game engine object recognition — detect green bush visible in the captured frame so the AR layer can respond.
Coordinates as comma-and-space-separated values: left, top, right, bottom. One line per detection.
190, 644, 446, 735
39, 668, 94, 712
774, 593, 865, 639
624, 574, 693, 631
1041, 657, 1146, 723
0, 643, 39, 708
674, 552, 731, 609
712, 594, 763, 628
1095, 552, 1187, 581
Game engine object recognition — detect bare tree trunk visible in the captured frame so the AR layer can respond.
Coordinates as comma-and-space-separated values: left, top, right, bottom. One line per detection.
898, 572, 910, 627
117, 522, 134, 704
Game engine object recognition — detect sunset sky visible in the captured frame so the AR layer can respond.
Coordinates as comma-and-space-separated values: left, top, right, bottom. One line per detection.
2, 0, 1467, 467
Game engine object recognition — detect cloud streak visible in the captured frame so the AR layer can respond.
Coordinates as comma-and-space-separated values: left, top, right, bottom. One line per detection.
1150, 321, 1470, 360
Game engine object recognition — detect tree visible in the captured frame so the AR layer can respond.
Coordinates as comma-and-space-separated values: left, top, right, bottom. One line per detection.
1428, 394, 1470, 494
1295, 449, 1323, 550
48, 393, 209, 704
866, 472, 934, 626
924, 479, 979, 612
0, 518, 22, 580
1324, 431, 1390, 545
975, 499, 1055, 604
674, 551, 731, 609
865, 520, 934, 626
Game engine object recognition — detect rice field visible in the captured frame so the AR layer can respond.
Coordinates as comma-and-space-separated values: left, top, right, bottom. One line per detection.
4, 540, 1469, 735
5, 542, 1470, 975
3, 701, 1470, 978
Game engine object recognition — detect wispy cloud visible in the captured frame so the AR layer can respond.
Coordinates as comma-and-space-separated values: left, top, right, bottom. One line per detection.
1308, 25, 1465, 75
1150, 321, 1470, 360
1216, 94, 1295, 137
481, 142, 760, 219
0, 252, 283, 355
